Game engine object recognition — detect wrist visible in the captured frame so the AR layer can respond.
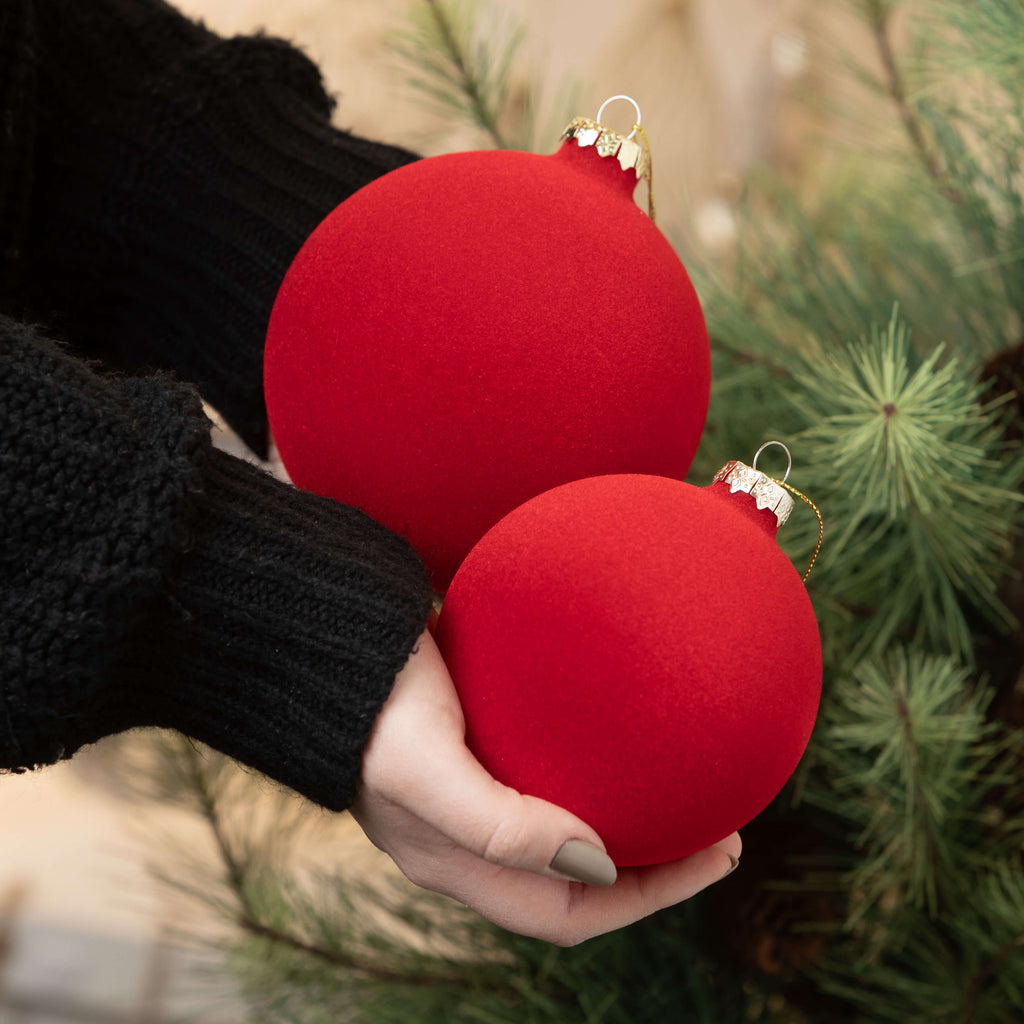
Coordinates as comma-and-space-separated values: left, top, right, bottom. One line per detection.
116, 448, 434, 809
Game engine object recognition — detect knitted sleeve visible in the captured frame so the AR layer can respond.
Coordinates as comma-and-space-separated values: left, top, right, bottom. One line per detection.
3, 0, 418, 456
1, 319, 434, 809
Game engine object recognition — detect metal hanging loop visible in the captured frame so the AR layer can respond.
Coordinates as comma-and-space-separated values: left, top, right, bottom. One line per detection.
752, 440, 793, 484
596, 94, 641, 140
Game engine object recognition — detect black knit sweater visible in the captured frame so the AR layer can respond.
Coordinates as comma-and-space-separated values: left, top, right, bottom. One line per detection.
0, 0, 435, 810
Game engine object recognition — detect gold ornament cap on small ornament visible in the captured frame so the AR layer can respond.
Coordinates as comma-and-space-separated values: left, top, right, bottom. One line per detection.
713, 441, 795, 528
713, 441, 824, 581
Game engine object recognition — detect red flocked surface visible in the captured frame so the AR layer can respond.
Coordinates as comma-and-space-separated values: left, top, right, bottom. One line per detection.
435, 475, 822, 867
264, 140, 710, 589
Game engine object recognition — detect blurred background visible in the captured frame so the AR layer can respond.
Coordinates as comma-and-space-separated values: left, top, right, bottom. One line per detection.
2, 1, 850, 1020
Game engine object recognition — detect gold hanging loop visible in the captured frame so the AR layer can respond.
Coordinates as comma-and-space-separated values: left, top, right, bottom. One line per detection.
774, 480, 824, 582
748, 441, 823, 582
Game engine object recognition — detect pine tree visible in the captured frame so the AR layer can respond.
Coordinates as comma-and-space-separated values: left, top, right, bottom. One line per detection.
139, 1, 1024, 1020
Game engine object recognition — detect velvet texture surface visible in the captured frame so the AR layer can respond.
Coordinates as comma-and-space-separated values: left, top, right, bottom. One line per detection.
435, 475, 822, 867
265, 138, 710, 589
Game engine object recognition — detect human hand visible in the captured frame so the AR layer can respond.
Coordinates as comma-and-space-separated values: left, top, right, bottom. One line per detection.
350, 630, 741, 946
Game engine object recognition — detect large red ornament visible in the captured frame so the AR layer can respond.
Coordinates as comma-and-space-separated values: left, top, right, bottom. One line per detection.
264, 115, 710, 589
434, 461, 822, 867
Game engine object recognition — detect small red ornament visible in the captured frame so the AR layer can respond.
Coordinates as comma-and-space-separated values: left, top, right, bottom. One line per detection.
434, 450, 823, 867
264, 103, 710, 589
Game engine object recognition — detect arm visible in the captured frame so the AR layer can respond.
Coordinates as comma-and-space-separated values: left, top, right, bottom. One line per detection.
0, 318, 433, 810
1, 322, 738, 940
3, 0, 417, 456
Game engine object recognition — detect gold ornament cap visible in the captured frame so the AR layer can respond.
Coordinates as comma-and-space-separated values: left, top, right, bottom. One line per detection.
563, 95, 655, 218
712, 441, 795, 528
563, 119, 650, 181
713, 442, 824, 582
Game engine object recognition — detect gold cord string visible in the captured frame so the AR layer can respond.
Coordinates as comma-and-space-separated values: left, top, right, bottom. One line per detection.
632, 123, 656, 223
774, 480, 824, 582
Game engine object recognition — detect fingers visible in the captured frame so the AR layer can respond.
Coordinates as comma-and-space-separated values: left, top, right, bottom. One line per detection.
430, 833, 742, 947
397, 739, 614, 884
553, 835, 739, 945
363, 631, 612, 882
714, 829, 743, 864
359, 631, 744, 944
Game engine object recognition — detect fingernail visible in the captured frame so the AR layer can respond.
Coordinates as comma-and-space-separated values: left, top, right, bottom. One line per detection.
550, 840, 617, 887
720, 854, 740, 880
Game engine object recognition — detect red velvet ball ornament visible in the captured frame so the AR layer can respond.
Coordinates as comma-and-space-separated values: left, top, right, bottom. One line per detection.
434, 461, 822, 867
264, 117, 710, 589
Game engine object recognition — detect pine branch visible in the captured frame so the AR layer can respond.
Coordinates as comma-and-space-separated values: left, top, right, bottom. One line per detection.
865, 0, 963, 204
957, 860, 1024, 1019
891, 684, 944, 910
169, 745, 752, 1023
389, 0, 579, 155
787, 309, 1024, 659
234, 914, 468, 990
960, 931, 1024, 1023
179, 740, 251, 914
421, 0, 510, 149
864, 0, 1024, 341
177, 741, 477, 993
390, 0, 541, 150
804, 648, 1008, 917
814, 857, 1024, 1021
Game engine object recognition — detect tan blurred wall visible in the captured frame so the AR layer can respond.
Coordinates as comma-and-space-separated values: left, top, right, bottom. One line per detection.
176, 0, 823, 245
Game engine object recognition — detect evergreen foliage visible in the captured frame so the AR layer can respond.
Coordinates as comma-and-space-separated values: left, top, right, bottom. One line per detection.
390, 0, 522, 148
388, 0, 577, 153
790, 313, 1024, 661
142, 1, 1024, 1020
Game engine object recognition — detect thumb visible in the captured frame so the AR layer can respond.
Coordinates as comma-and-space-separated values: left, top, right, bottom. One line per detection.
367, 629, 616, 886
416, 741, 618, 887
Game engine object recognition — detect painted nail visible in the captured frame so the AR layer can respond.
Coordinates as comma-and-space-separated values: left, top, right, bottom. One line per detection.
720, 854, 740, 880
550, 840, 618, 887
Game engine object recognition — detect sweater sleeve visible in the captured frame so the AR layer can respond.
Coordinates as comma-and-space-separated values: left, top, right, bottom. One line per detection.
1, 319, 434, 809
3, 0, 418, 456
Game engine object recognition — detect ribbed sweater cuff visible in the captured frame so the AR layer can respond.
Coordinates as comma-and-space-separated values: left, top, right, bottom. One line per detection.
116, 448, 434, 810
